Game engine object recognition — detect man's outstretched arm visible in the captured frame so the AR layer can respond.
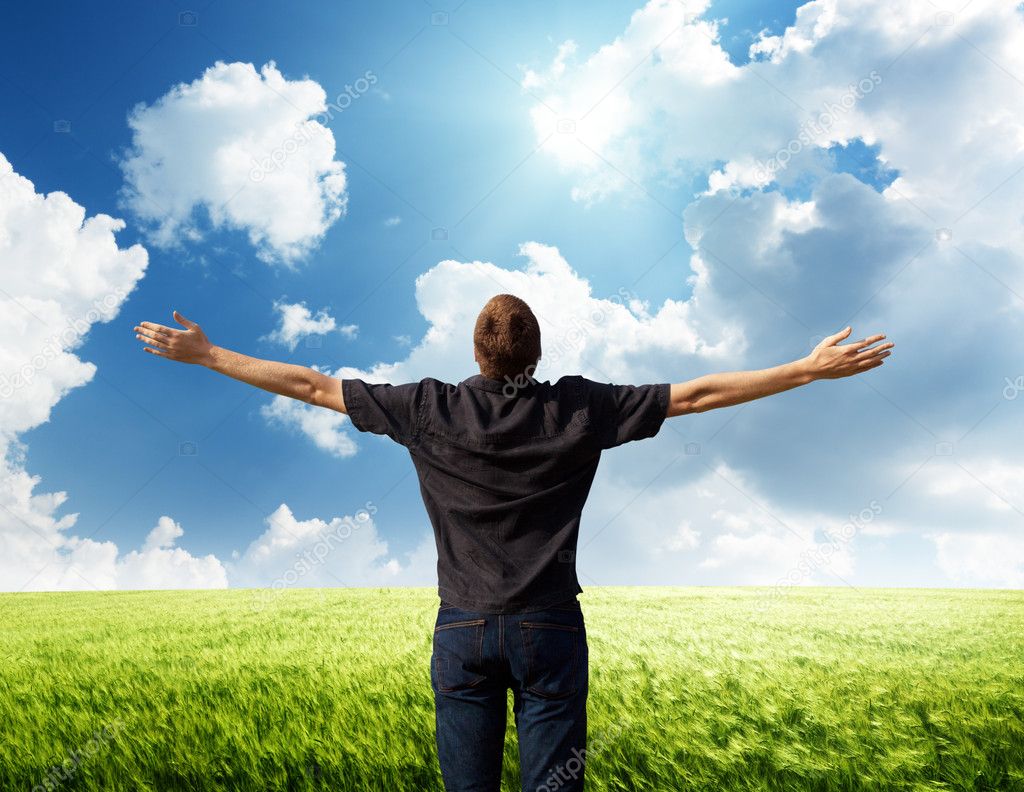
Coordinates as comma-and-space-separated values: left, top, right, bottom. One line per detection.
667, 326, 893, 417
134, 311, 346, 413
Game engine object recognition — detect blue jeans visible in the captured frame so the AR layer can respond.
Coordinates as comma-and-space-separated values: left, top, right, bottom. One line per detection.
431, 598, 589, 791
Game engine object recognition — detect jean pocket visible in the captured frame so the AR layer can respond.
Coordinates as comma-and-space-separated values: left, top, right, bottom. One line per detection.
519, 621, 581, 699
432, 619, 487, 692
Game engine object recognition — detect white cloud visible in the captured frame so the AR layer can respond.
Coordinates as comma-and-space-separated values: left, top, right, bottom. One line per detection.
271, 240, 743, 457
0, 154, 430, 592
119, 60, 347, 264
0, 155, 228, 592
662, 521, 701, 551
923, 458, 1024, 514
264, 300, 357, 350
509, 0, 1024, 587
0, 157, 146, 439
116, 517, 228, 590
336, 241, 743, 387
0, 152, 187, 592
227, 503, 434, 589
929, 532, 1024, 588
260, 393, 358, 457
748, 0, 840, 62
523, 0, 1024, 246
579, 462, 857, 586
384, 215, 402, 227
142, 515, 184, 551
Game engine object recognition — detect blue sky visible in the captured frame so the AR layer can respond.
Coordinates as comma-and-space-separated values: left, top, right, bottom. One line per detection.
2, 0, 1023, 593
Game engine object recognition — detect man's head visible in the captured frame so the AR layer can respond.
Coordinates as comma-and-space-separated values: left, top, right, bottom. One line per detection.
473, 294, 541, 382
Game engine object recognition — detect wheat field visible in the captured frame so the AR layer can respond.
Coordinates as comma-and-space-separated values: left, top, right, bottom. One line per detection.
2, 586, 1022, 791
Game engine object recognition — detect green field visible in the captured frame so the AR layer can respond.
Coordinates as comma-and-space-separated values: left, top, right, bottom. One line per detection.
2, 587, 1022, 791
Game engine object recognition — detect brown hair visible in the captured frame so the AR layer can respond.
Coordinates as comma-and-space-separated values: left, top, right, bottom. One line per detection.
473, 294, 541, 381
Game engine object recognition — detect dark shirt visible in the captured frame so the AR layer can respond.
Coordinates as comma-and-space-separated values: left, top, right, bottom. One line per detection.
341, 373, 671, 613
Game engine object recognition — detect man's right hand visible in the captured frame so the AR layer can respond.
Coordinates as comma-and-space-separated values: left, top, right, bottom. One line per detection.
802, 326, 893, 380
134, 311, 214, 365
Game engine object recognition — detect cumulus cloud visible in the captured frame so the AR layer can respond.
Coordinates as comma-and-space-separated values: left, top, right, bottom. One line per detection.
0, 150, 430, 593
522, 0, 1024, 239
928, 532, 1024, 588
116, 517, 228, 590
263, 239, 743, 455
260, 392, 358, 457
0, 153, 428, 592
576, 462, 862, 587
0, 153, 226, 591
119, 60, 347, 264
337, 240, 743, 387
141, 515, 184, 551
264, 0, 1023, 589
501, 0, 1024, 587
264, 300, 357, 350
227, 502, 434, 590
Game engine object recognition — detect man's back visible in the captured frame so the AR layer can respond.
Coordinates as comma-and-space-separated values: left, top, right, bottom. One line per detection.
342, 373, 670, 612
133, 294, 890, 792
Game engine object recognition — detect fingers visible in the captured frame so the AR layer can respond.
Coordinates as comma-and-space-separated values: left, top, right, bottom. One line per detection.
851, 342, 892, 360
136, 322, 176, 337
136, 330, 170, 350
850, 333, 886, 351
173, 310, 197, 330
134, 321, 176, 358
823, 326, 852, 346
851, 351, 890, 374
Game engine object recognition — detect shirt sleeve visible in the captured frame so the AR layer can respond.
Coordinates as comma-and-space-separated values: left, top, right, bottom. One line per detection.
584, 379, 671, 449
341, 378, 425, 446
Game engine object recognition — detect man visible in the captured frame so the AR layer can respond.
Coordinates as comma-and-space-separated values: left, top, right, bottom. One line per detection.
134, 295, 892, 791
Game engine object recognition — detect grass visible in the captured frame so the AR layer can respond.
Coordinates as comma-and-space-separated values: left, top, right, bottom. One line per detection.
1, 586, 1022, 791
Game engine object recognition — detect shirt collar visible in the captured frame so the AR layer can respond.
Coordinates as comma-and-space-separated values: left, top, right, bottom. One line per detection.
461, 373, 539, 395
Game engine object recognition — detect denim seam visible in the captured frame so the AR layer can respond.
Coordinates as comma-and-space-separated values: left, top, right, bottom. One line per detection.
434, 620, 487, 692
434, 619, 486, 632
519, 622, 578, 700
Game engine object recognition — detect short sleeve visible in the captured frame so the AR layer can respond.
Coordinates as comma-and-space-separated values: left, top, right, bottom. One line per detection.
584, 379, 671, 449
342, 379, 425, 446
